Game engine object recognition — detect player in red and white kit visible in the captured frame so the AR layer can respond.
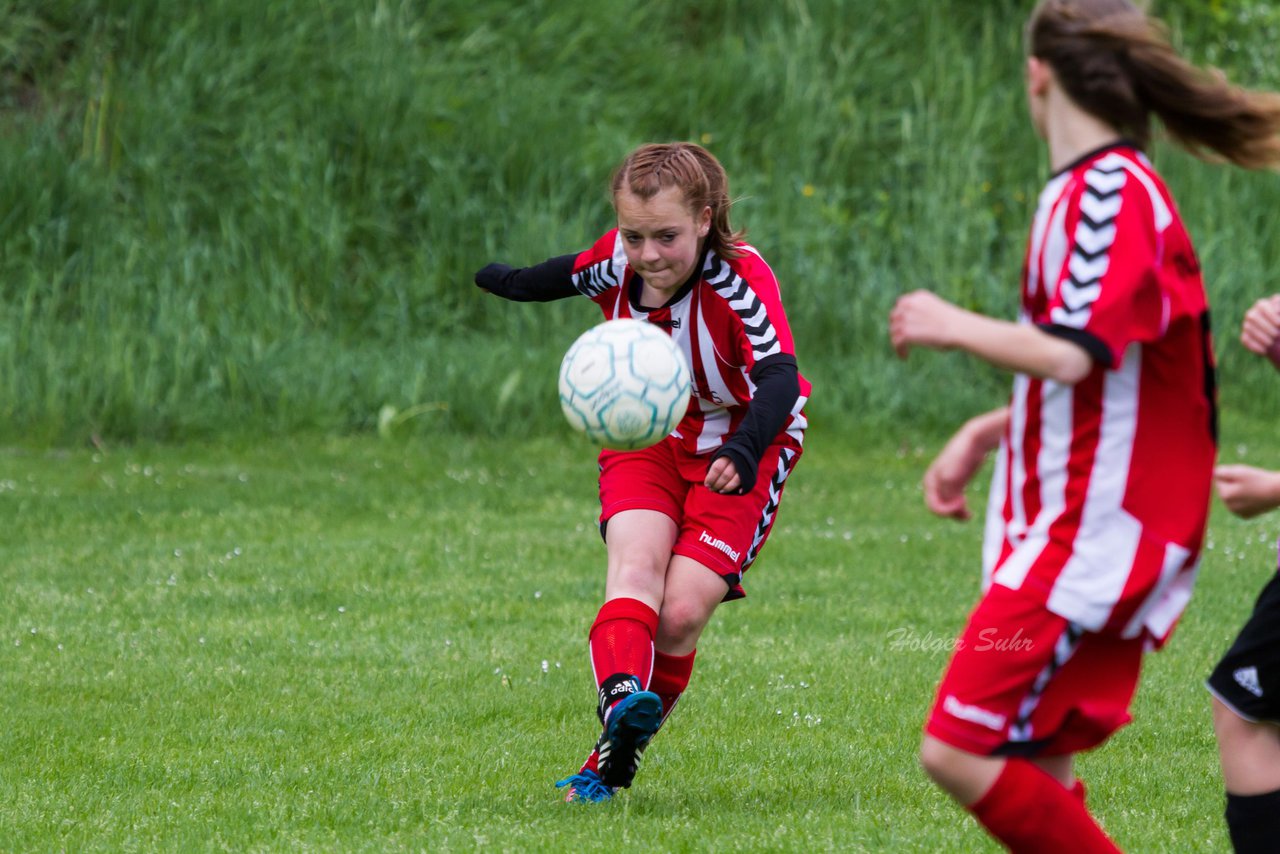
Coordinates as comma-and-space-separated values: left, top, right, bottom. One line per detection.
475, 142, 809, 802
889, 1, 1280, 851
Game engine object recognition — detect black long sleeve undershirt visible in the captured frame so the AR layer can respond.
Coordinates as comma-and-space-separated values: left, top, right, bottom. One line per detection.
713, 354, 801, 494
475, 256, 579, 302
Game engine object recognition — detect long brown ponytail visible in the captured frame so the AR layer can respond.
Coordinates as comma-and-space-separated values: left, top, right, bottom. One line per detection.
611, 142, 745, 259
1028, 0, 1280, 169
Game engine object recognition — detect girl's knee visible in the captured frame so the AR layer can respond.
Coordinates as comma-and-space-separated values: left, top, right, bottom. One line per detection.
919, 736, 1005, 804
918, 736, 956, 783
656, 601, 710, 648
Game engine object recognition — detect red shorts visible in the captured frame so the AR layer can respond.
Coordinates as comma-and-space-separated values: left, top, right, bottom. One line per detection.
925, 582, 1145, 757
597, 435, 801, 601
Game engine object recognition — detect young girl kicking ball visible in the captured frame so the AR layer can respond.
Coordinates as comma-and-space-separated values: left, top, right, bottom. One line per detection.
476, 142, 809, 802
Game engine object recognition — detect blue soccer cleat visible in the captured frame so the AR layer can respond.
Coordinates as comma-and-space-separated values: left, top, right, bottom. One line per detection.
555, 769, 615, 804
597, 688, 663, 789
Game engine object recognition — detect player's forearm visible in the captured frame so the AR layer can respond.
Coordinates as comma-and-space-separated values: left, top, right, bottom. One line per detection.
474, 255, 578, 302
714, 357, 800, 493
959, 406, 1010, 454
947, 310, 1093, 384
1218, 466, 1280, 519
1253, 471, 1280, 514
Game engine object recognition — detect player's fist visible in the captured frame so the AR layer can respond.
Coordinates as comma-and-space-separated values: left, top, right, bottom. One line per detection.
474, 263, 513, 294
705, 455, 743, 495
889, 290, 960, 359
1240, 294, 1280, 367
1215, 464, 1280, 519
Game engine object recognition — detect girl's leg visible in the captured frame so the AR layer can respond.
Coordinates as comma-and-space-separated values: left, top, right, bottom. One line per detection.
1031, 753, 1074, 788
1205, 567, 1280, 849
654, 555, 729, 654
920, 737, 1118, 853
1033, 753, 1089, 803
919, 583, 1141, 852
603, 509, 677, 607
1213, 697, 1280, 793
1212, 697, 1280, 852
646, 444, 800, 723
918, 736, 1004, 804
566, 510, 675, 793
645, 556, 729, 727
591, 509, 677, 703
919, 740, 1083, 800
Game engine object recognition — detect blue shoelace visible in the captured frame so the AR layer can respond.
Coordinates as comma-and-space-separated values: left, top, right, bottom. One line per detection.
555, 772, 613, 803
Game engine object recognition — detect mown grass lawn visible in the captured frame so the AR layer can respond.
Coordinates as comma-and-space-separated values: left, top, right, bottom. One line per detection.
2, 420, 1273, 851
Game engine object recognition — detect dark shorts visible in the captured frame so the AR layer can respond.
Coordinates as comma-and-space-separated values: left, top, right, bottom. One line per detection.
1207, 563, 1280, 725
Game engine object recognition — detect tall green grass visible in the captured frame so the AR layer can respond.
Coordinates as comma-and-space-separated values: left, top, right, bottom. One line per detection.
3, 0, 1279, 443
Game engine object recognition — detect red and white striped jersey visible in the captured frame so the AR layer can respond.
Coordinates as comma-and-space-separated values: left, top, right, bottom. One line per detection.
983, 144, 1217, 644
570, 228, 809, 455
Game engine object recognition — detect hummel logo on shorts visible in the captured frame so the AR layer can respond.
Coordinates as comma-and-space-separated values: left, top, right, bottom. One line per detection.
698, 530, 740, 562
1234, 666, 1264, 698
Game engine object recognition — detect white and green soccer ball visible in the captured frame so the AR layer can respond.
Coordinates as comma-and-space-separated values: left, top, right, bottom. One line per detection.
557, 319, 692, 450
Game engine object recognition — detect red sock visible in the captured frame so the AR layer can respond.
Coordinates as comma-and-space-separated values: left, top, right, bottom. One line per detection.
579, 648, 695, 776
576, 599, 659, 777
588, 597, 659, 692
969, 760, 1120, 853
650, 648, 696, 724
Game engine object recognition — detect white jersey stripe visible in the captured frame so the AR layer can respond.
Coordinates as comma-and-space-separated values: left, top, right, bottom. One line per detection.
1034, 379, 1074, 531
989, 378, 1078, 594
1129, 551, 1197, 640
1006, 371, 1031, 541
981, 438, 1009, 591
995, 376, 1073, 592
1045, 347, 1141, 629
694, 399, 732, 454
1120, 541, 1192, 639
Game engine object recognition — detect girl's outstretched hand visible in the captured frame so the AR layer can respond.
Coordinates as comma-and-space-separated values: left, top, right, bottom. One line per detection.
889, 290, 961, 358
922, 408, 1009, 522
923, 431, 985, 521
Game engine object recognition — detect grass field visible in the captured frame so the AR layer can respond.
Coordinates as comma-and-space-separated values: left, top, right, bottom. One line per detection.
4, 414, 1276, 851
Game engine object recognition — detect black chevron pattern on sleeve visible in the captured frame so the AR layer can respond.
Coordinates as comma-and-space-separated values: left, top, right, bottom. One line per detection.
704, 255, 782, 360
1052, 162, 1126, 328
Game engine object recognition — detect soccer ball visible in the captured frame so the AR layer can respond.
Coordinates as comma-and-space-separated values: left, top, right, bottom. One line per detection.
558, 319, 692, 450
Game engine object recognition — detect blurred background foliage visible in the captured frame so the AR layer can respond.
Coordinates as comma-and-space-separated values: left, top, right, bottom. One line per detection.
1, 0, 1278, 444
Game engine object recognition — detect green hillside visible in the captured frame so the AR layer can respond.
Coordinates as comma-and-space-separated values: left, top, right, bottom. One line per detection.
3, 0, 1279, 443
